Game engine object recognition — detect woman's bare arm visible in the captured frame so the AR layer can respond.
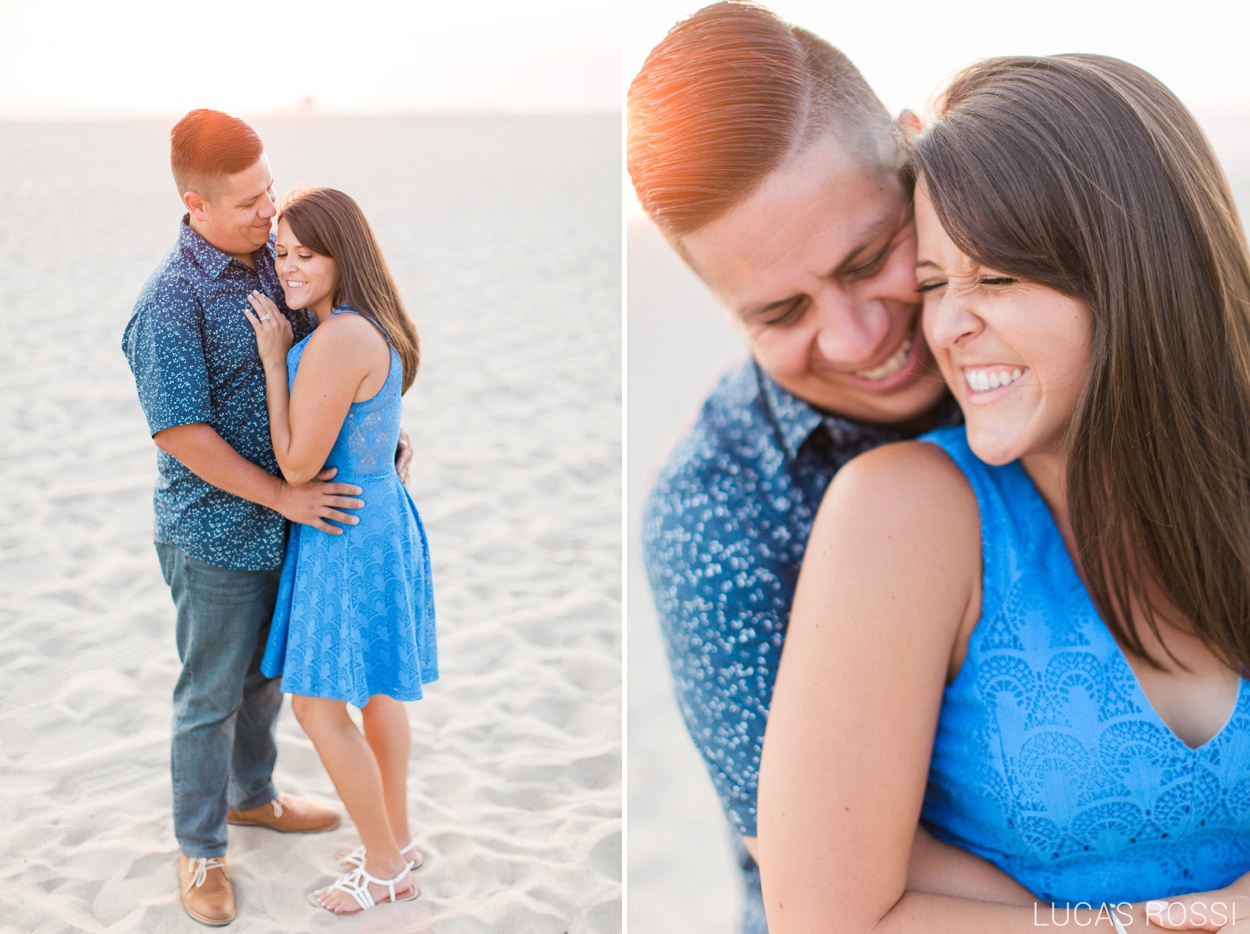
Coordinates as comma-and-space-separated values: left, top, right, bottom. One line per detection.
758, 440, 983, 933
245, 297, 387, 486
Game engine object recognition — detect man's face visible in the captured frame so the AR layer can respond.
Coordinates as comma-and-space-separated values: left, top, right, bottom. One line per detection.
680, 134, 947, 425
191, 155, 277, 260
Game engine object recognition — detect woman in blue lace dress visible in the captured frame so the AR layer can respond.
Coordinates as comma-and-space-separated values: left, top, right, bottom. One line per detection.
758, 56, 1250, 932
244, 187, 437, 915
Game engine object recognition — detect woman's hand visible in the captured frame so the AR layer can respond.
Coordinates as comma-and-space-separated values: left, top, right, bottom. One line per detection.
1146, 893, 1250, 931
243, 290, 293, 369
395, 427, 413, 485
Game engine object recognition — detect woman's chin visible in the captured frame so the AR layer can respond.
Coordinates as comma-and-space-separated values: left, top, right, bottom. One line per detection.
964, 430, 1021, 467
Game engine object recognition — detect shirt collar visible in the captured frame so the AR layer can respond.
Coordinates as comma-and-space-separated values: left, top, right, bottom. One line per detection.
756, 361, 960, 461
178, 214, 274, 280
757, 364, 825, 460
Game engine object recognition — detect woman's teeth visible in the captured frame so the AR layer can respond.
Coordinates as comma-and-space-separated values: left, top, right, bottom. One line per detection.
286, 281, 305, 289
856, 336, 912, 381
965, 367, 1023, 393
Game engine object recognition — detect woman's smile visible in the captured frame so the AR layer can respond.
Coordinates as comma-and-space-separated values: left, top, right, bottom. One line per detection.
960, 365, 1026, 398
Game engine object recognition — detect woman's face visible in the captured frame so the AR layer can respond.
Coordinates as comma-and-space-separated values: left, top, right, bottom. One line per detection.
275, 218, 340, 320
914, 179, 1092, 468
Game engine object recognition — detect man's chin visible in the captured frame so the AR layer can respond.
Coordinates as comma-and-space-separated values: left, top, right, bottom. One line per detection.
791, 378, 947, 426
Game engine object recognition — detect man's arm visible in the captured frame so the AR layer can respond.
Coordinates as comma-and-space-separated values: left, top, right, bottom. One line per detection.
155, 423, 363, 535
739, 803, 1035, 905
906, 826, 1034, 905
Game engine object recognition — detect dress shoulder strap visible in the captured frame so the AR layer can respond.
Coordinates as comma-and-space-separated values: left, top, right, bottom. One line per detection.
917, 426, 1047, 622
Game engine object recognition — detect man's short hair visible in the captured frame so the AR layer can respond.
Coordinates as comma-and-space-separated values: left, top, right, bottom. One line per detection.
170, 109, 263, 203
628, 1, 896, 239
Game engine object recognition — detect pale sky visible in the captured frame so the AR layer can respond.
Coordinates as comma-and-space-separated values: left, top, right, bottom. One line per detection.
628, 0, 1250, 118
0, 0, 622, 118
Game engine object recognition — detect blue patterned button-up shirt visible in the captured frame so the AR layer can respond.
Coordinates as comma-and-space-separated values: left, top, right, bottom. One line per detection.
122, 216, 313, 571
642, 358, 959, 839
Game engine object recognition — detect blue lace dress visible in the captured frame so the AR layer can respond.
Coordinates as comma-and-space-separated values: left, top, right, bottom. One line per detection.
261, 308, 437, 708
919, 426, 1250, 904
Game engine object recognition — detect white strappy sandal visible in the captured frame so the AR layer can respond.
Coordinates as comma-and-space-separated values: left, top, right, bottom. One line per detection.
337, 840, 423, 872
308, 862, 419, 913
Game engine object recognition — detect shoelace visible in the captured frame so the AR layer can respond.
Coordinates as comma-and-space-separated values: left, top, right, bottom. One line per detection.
185, 857, 226, 892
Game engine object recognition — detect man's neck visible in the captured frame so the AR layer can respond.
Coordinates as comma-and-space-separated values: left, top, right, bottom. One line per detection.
187, 216, 257, 270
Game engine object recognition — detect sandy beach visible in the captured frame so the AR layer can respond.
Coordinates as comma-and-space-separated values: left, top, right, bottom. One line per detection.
0, 113, 621, 932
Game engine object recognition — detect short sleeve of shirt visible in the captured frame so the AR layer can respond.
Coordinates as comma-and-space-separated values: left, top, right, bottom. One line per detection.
124, 280, 214, 437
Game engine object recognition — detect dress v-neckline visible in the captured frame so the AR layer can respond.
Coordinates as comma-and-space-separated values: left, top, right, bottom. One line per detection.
1004, 459, 1245, 753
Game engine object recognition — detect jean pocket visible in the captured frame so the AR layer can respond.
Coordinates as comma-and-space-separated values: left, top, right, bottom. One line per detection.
182, 554, 277, 609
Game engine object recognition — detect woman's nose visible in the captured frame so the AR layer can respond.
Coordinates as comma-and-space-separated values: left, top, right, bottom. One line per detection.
924, 292, 981, 348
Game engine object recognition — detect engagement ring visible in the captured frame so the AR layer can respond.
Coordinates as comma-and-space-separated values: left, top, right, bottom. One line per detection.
259, 314, 271, 321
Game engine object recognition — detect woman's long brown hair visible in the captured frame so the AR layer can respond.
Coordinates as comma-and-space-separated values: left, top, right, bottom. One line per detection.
280, 187, 420, 392
911, 54, 1250, 672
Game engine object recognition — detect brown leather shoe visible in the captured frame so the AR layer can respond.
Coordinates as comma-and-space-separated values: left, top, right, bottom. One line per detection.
178, 855, 235, 926
226, 794, 341, 833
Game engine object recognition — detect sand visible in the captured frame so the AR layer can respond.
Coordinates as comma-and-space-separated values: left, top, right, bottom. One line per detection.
0, 114, 620, 933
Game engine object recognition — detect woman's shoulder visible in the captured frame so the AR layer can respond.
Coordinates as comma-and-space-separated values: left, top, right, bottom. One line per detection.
813, 438, 981, 582
796, 439, 983, 689
303, 308, 390, 359
314, 307, 386, 341
831, 438, 976, 518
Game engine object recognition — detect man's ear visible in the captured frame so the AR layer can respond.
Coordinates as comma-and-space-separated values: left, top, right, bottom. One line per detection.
183, 190, 209, 222
896, 109, 923, 137
891, 110, 924, 173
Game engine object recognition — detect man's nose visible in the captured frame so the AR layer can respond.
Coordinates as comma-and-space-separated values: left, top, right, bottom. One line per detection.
812, 290, 892, 367
258, 193, 277, 219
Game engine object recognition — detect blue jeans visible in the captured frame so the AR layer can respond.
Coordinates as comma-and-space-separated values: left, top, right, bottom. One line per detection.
157, 542, 282, 857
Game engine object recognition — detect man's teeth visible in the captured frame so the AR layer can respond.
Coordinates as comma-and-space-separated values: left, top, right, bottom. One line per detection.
856, 336, 912, 381
965, 368, 1023, 393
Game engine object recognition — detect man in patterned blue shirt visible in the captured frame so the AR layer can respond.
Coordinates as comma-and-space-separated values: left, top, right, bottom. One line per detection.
122, 110, 407, 925
629, 5, 1032, 930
